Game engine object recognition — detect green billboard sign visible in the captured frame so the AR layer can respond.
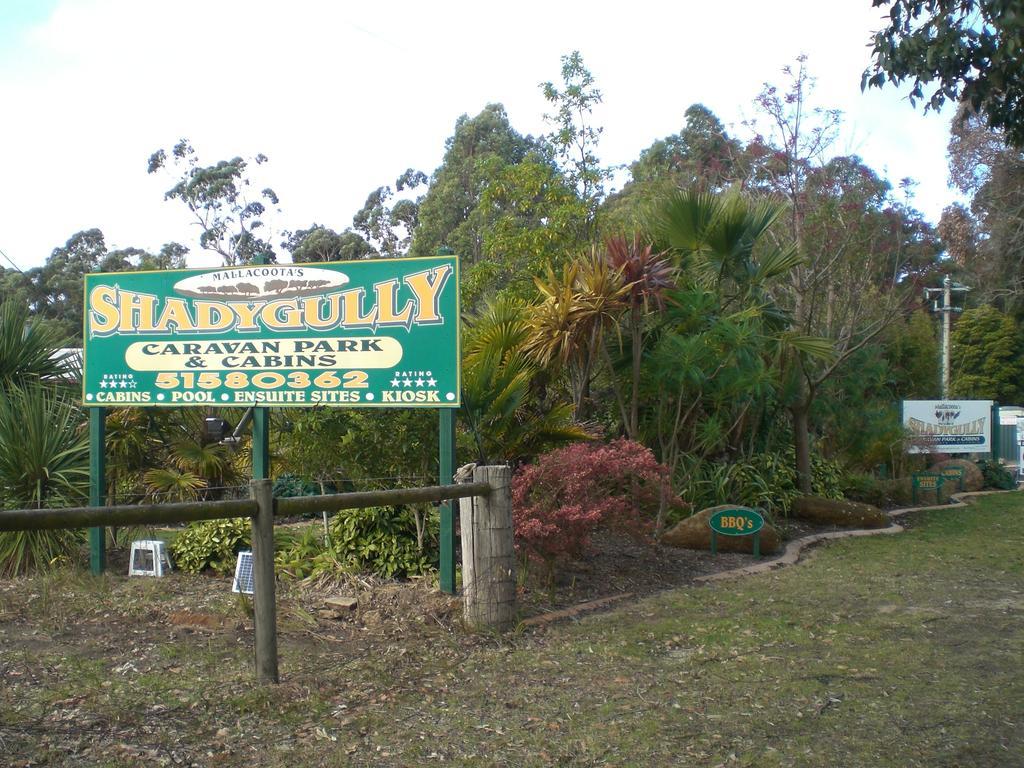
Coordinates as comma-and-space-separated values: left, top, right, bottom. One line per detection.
82, 256, 460, 409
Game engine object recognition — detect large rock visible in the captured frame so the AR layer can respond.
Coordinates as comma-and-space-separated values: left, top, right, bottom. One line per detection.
792, 496, 888, 528
661, 505, 781, 554
927, 458, 983, 492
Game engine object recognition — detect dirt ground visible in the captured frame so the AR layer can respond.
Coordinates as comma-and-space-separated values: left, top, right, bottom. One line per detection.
0, 514, 922, 767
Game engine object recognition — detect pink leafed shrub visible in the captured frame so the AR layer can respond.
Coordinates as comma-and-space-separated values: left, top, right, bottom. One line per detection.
511, 438, 680, 573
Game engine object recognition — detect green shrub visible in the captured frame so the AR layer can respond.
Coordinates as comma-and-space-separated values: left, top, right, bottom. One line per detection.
809, 453, 846, 499
273, 473, 324, 498
675, 450, 845, 518
883, 477, 915, 507
327, 506, 433, 579
976, 459, 1017, 490
170, 517, 251, 574
275, 526, 329, 580
274, 506, 439, 582
841, 473, 892, 508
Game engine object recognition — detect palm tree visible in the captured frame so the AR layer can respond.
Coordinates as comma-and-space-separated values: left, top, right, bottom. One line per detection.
140, 409, 244, 500
0, 301, 73, 387
648, 188, 834, 486
524, 252, 629, 419
461, 296, 590, 464
0, 301, 88, 575
602, 234, 675, 439
105, 407, 161, 503
0, 382, 89, 575
142, 467, 208, 502
653, 188, 802, 315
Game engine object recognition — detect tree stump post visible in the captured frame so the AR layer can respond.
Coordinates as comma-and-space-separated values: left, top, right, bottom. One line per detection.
459, 465, 515, 630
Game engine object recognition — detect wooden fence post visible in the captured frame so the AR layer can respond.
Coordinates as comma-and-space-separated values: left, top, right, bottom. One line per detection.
459, 465, 515, 630
251, 478, 279, 683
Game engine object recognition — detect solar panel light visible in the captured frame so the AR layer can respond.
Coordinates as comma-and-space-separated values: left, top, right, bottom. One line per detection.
128, 540, 173, 577
232, 551, 255, 595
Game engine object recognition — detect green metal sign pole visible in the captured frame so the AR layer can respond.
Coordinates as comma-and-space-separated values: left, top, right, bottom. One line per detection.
439, 408, 456, 594
252, 407, 270, 480
251, 251, 271, 481
991, 402, 1001, 462
88, 407, 107, 574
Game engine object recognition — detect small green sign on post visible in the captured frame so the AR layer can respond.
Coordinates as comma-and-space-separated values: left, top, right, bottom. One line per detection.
911, 472, 947, 505
708, 507, 765, 558
937, 466, 965, 492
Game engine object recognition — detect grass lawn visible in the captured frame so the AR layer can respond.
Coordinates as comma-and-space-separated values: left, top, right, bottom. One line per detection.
1, 493, 1022, 766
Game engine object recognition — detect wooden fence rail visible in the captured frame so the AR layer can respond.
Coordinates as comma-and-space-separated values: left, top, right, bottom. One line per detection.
275, 482, 492, 517
0, 482, 492, 532
0, 498, 257, 532
0, 479, 499, 684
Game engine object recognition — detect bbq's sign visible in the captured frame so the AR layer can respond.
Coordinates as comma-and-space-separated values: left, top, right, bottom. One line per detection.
82, 256, 459, 408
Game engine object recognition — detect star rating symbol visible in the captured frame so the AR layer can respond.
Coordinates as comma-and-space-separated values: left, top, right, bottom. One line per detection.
99, 381, 108, 389
415, 378, 425, 387
402, 378, 412, 387
390, 378, 400, 387
427, 377, 437, 387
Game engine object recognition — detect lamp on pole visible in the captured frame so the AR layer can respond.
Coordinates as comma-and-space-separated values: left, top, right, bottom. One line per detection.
925, 274, 969, 398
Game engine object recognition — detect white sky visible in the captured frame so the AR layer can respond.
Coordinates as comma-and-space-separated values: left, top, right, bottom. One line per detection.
0, 0, 957, 271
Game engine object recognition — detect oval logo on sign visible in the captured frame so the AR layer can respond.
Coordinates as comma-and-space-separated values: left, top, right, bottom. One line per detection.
708, 507, 764, 536
174, 266, 348, 300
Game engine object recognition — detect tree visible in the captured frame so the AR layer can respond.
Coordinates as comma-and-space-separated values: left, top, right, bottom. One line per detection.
644, 286, 779, 497
467, 156, 589, 305
540, 51, 612, 232
864, 1, 1024, 147
283, 225, 375, 263
0, 268, 35, 315
148, 139, 280, 265
36, 228, 108, 339
950, 304, 1024, 403
940, 104, 1024, 309
26, 230, 189, 341
603, 104, 747, 233
411, 104, 536, 261
144, 242, 190, 271
525, 252, 628, 420
748, 58, 939, 491
633, 104, 746, 191
600, 235, 675, 440
651, 189, 822, 479
884, 309, 941, 398
95, 242, 189, 273
0, 382, 90, 575
0, 303, 88, 575
352, 169, 428, 258
0, 301, 72, 388
461, 296, 589, 464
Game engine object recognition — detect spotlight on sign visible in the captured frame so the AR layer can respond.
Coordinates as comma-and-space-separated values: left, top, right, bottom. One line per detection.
202, 416, 230, 443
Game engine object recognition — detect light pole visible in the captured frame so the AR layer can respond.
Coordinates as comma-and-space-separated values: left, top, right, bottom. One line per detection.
925, 274, 969, 398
